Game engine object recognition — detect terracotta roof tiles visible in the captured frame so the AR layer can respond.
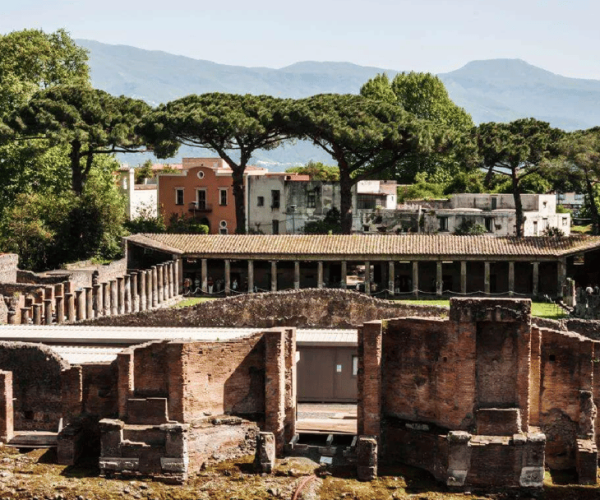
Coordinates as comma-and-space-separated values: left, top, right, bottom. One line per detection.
126, 234, 600, 259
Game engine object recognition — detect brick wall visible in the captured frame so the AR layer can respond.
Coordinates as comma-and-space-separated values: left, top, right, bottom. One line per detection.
0, 342, 69, 431
81, 289, 448, 328
81, 363, 118, 418
0, 254, 18, 283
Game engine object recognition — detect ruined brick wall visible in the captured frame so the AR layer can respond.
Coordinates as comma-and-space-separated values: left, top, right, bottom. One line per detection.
381, 318, 477, 431
182, 334, 266, 421
539, 328, 594, 470
81, 363, 118, 418
81, 289, 448, 328
0, 254, 18, 283
0, 342, 69, 431
16, 271, 69, 285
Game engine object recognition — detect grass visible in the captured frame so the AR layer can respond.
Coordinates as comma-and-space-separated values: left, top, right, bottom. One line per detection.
172, 297, 217, 308
571, 224, 592, 234
398, 299, 568, 319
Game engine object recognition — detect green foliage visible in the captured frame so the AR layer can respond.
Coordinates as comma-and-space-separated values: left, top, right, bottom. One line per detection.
398, 172, 446, 202
542, 226, 565, 238
443, 171, 487, 195
134, 159, 154, 184
11, 84, 151, 194
0, 156, 126, 271
492, 172, 553, 194
303, 207, 342, 234
286, 161, 340, 181
361, 71, 475, 183
454, 219, 486, 235
140, 93, 290, 233
124, 202, 166, 234
475, 118, 564, 236
556, 204, 571, 214
167, 214, 209, 234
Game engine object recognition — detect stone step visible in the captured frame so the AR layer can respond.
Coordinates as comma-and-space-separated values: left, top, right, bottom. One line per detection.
7, 431, 58, 448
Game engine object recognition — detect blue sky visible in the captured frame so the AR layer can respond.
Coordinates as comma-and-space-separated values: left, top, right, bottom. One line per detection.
2, 0, 599, 79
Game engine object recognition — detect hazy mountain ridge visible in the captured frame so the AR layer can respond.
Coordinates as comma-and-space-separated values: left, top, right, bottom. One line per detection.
77, 39, 600, 168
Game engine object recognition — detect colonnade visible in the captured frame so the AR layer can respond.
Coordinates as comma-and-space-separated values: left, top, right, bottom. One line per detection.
8, 259, 182, 325
190, 257, 565, 298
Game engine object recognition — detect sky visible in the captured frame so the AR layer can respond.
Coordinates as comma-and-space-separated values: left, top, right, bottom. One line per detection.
2, 0, 600, 79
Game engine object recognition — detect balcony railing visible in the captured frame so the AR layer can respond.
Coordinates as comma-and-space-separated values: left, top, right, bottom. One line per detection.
189, 202, 213, 213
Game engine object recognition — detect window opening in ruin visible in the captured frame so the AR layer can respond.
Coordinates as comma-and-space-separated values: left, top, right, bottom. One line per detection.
307, 191, 317, 208
272, 220, 280, 234
271, 190, 281, 209
257, 196, 264, 207
175, 188, 184, 205
549, 354, 556, 362
485, 218, 493, 232
438, 216, 448, 232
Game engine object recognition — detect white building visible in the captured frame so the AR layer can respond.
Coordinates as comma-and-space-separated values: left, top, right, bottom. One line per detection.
118, 168, 158, 220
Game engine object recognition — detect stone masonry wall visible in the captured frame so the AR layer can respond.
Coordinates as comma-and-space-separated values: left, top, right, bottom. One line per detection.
0, 342, 69, 432
0, 254, 18, 283
81, 289, 448, 328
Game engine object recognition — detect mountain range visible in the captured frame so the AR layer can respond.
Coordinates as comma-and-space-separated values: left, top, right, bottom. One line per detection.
77, 39, 600, 168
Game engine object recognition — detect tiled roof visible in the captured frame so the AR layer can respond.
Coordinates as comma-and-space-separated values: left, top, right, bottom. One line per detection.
126, 234, 600, 259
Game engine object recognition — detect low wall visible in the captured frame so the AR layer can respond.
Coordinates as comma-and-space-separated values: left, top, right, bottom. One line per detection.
81, 289, 449, 328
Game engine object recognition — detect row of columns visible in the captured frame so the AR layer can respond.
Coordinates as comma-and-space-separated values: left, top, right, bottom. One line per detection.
10, 259, 182, 325
192, 258, 565, 298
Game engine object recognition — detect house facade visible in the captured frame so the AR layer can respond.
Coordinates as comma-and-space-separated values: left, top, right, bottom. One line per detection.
157, 158, 266, 234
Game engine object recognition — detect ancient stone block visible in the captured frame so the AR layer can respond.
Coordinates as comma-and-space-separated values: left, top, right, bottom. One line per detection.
476, 408, 521, 436
576, 439, 598, 485
356, 435, 377, 481
127, 398, 169, 425
255, 432, 276, 473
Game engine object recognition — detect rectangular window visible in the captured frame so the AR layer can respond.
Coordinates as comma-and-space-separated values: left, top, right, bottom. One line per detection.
307, 191, 317, 208
438, 217, 448, 232
219, 189, 227, 206
562, 217, 568, 226
175, 188, 184, 205
272, 219, 280, 234
197, 189, 206, 210
219, 227, 228, 235
257, 196, 264, 207
352, 355, 359, 376
484, 218, 493, 233
271, 190, 280, 209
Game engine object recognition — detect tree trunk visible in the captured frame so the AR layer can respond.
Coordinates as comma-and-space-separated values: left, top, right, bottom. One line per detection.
511, 169, 524, 238
340, 173, 353, 234
70, 139, 84, 195
231, 167, 246, 234
584, 173, 600, 235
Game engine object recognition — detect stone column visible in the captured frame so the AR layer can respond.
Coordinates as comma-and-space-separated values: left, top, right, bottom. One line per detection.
75, 289, 85, 321
484, 262, 491, 295
85, 286, 93, 320
248, 260, 254, 293
177, 258, 184, 295
156, 265, 164, 304
139, 271, 146, 311
532, 262, 539, 298
461, 261, 467, 295
508, 261, 515, 296
412, 261, 419, 298
102, 282, 111, 316
130, 273, 138, 312
151, 266, 158, 308
358, 321, 383, 438
7, 310, 17, 325
117, 277, 125, 315
388, 261, 395, 296
341, 261, 347, 289
93, 284, 102, 318
117, 352, 134, 420
201, 259, 208, 293
317, 261, 323, 289
55, 296, 64, 324
436, 261, 443, 296
124, 275, 132, 313
294, 261, 300, 290
146, 269, 153, 309
166, 263, 173, 299
32, 304, 42, 325
20, 307, 31, 325
364, 261, 370, 295
224, 260, 231, 295
44, 299, 53, 325
558, 258, 567, 298
0, 371, 14, 443
271, 261, 277, 292
65, 293, 75, 322
264, 329, 286, 455
110, 280, 118, 316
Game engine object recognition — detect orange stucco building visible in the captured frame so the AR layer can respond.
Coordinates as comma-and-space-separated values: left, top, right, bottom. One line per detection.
158, 158, 265, 234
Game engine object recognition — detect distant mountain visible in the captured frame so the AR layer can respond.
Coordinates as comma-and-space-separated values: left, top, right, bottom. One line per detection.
77, 39, 600, 168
